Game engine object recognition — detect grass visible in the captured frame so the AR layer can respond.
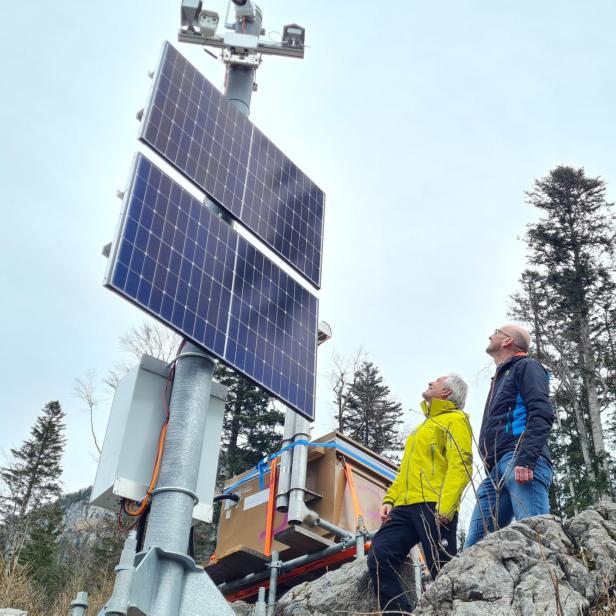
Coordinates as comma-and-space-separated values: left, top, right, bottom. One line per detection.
0, 555, 114, 616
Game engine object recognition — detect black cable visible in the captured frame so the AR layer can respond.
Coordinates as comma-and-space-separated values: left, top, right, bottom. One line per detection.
188, 526, 196, 559
213, 493, 240, 504
135, 503, 151, 553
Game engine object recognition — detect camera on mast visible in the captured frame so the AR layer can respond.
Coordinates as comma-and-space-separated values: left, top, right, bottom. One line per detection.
282, 24, 305, 49
231, 0, 257, 19
180, 0, 220, 38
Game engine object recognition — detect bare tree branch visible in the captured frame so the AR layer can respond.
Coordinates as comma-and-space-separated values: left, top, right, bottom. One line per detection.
73, 371, 102, 455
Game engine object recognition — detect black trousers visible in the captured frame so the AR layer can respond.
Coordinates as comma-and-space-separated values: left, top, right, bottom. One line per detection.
367, 503, 458, 614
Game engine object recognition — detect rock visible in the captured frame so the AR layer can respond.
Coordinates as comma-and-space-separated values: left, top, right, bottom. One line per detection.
563, 502, 616, 602
413, 505, 616, 615
272, 505, 616, 615
230, 600, 253, 615
275, 554, 417, 616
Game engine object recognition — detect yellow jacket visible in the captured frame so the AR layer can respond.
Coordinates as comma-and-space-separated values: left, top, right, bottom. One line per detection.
383, 398, 473, 519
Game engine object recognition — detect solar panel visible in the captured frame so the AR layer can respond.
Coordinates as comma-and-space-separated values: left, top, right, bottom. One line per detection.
105, 153, 318, 420
139, 42, 324, 289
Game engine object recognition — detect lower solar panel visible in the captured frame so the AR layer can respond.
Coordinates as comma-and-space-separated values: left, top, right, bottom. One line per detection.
105, 153, 317, 420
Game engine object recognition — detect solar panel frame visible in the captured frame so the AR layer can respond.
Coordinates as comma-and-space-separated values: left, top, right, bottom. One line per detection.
105, 153, 318, 420
139, 42, 324, 289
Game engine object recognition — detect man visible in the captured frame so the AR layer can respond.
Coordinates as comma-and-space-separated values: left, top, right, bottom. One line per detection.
464, 324, 554, 548
367, 374, 473, 614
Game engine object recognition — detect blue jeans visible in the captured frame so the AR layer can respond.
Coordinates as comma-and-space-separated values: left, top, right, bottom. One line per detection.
464, 451, 552, 549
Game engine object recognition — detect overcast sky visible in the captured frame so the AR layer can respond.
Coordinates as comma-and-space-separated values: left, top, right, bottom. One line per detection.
1, 0, 616, 520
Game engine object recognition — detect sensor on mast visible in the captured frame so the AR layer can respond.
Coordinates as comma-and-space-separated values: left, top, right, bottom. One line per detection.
179, 0, 306, 59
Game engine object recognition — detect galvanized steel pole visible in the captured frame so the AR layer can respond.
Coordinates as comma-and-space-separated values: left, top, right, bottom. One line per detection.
275, 410, 295, 511
105, 531, 137, 615
266, 550, 280, 616
142, 345, 215, 615
287, 415, 311, 525
225, 7, 263, 116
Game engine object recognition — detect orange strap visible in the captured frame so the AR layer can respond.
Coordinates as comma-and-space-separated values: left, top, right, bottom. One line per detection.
264, 458, 279, 557
342, 459, 364, 528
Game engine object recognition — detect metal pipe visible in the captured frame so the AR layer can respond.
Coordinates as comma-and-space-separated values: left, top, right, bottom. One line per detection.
287, 415, 311, 524
411, 545, 423, 602
311, 517, 353, 540
143, 345, 215, 615
254, 587, 267, 616
226, 67, 255, 117
70, 591, 89, 616
280, 536, 358, 572
267, 550, 280, 616
218, 532, 375, 595
355, 533, 365, 558
275, 410, 296, 511
106, 531, 137, 615
224, 6, 263, 115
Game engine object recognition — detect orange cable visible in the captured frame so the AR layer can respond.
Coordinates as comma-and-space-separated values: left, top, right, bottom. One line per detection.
123, 360, 175, 518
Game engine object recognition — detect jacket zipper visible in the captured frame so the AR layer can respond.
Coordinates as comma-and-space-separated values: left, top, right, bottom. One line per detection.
487, 377, 497, 406
431, 443, 436, 475
405, 432, 418, 504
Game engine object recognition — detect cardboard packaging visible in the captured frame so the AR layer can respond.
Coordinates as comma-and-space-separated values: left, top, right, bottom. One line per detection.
215, 432, 397, 561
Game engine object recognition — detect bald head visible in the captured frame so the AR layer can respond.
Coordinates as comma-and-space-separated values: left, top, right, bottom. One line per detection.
486, 323, 531, 363
499, 324, 531, 352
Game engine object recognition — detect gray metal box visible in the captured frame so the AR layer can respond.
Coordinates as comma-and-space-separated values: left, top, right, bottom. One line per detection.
90, 355, 226, 523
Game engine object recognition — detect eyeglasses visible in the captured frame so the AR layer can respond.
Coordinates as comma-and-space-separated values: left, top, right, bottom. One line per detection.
493, 328, 512, 339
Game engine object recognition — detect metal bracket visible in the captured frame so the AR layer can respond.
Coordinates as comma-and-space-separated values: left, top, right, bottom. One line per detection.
128, 547, 234, 615
267, 558, 282, 571
171, 350, 216, 365
150, 486, 200, 505
222, 48, 262, 68
178, 31, 305, 59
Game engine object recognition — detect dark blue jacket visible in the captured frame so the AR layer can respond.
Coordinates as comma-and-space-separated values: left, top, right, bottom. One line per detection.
478, 354, 554, 470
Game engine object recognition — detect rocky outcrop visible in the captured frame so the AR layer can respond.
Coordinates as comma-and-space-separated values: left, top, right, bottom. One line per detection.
275, 554, 417, 616
273, 504, 616, 615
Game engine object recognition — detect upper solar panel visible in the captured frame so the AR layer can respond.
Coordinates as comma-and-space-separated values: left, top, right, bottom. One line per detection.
105, 153, 318, 420
139, 42, 324, 288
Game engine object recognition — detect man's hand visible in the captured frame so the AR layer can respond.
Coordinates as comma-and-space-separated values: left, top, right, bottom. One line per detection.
380, 504, 392, 522
514, 465, 534, 483
437, 514, 450, 525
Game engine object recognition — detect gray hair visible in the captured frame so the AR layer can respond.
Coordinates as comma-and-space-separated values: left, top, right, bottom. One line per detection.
443, 373, 468, 409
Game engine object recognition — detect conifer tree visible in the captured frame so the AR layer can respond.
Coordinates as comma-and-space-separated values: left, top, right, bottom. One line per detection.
19, 503, 64, 595
511, 165, 616, 507
0, 401, 66, 565
526, 167, 615, 486
344, 361, 403, 455
216, 364, 284, 479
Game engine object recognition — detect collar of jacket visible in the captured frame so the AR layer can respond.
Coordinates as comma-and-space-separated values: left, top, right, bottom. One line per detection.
421, 398, 459, 417
494, 352, 529, 377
